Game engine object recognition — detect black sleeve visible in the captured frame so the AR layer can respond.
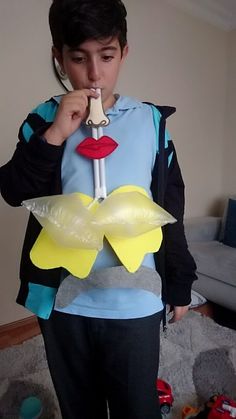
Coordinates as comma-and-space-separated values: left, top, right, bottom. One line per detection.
152, 140, 197, 306
0, 122, 64, 207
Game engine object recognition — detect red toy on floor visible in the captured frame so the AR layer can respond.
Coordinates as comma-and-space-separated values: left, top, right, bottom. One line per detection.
182, 394, 236, 418
208, 395, 236, 418
156, 379, 174, 415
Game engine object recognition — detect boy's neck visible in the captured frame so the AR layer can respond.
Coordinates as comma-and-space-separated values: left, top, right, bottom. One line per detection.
103, 93, 117, 111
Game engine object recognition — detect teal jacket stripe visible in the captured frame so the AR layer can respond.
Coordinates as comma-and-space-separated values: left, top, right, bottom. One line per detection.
20, 98, 58, 142
31, 99, 58, 122
25, 282, 57, 319
22, 122, 34, 143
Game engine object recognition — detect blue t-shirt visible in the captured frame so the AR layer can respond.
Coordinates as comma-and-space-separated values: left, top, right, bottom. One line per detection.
54, 95, 170, 319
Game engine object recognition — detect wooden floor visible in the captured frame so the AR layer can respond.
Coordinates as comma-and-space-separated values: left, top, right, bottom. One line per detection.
192, 301, 236, 330
211, 302, 236, 330
191, 302, 214, 318
0, 316, 41, 349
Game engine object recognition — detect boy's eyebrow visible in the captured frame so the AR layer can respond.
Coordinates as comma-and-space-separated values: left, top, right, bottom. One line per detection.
68, 46, 118, 53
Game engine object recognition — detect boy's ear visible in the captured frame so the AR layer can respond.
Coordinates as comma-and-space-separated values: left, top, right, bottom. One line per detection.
121, 44, 129, 61
52, 46, 64, 72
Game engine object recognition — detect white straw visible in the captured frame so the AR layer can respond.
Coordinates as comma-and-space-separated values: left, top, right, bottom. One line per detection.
92, 127, 101, 200
98, 126, 107, 198
89, 88, 108, 200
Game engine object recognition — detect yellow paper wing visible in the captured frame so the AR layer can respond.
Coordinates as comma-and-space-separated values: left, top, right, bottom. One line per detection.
104, 185, 164, 272
30, 229, 98, 278
27, 185, 174, 277
106, 227, 162, 273
29, 193, 100, 278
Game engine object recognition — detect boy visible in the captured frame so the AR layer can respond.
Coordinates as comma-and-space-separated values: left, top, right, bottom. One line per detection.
0, 0, 197, 418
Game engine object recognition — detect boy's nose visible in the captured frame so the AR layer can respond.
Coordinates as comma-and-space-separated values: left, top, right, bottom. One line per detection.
88, 61, 100, 82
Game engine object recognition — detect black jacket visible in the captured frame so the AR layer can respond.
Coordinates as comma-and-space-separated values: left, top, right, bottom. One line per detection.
0, 97, 197, 316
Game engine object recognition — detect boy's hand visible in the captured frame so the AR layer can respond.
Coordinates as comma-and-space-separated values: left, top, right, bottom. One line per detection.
169, 305, 189, 323
44, 89, 99, 146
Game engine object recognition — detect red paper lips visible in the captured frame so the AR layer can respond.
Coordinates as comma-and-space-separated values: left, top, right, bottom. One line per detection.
76, 136, 118, 159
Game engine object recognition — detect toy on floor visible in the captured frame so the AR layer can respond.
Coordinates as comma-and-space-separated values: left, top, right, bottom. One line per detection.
182, 394, 236, 418
182, 405, 201, 418
19, 396, 43, 419
156, 379, 174, 415
207, 395, 236, 418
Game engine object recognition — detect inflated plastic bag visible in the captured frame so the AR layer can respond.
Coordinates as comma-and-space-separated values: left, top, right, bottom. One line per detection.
22, 187, 176, 251
22, 187, 177, 276
22, 193, 103, 250
94, 191, 176, 237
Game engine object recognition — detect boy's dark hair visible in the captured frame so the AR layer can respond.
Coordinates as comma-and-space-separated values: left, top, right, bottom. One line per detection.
49, 0, 127, 53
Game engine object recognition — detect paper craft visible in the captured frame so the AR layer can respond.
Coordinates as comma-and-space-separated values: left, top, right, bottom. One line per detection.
23, 185, 175, 277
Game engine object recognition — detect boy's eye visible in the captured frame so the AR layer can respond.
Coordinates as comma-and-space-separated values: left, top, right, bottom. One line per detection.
102, 55, 114, 62
71, 56, 86, 63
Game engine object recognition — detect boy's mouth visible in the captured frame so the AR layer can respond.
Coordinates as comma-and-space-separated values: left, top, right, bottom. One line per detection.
89, 86, 102, 91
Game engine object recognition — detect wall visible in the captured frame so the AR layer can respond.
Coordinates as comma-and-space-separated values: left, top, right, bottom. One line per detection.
0, 0, 58, 324
118, 0, 228, 217
0, 0, 230, 324
222, 30, 236, 199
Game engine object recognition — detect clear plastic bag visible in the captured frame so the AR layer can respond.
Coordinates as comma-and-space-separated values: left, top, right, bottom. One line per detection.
23, 191, 176, 248
94, 191, 176, 237
22, 194, 103, 250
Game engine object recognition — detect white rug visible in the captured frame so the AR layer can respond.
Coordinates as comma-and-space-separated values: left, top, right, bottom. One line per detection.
1, 311, 236, 418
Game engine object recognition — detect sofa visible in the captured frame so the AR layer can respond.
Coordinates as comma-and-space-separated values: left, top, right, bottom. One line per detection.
184, 216, 236, 312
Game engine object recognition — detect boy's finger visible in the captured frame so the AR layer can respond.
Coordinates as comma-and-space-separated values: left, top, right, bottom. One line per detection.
73, 88, 100, 98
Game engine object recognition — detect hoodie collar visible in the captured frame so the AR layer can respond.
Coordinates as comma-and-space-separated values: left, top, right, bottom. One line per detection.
106, 95, 142, 115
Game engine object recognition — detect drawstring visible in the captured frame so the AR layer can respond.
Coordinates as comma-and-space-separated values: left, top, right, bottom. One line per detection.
162, 304, 168, 335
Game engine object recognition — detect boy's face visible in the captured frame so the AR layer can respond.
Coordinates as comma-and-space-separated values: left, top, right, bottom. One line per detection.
54, 37, 128, 110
